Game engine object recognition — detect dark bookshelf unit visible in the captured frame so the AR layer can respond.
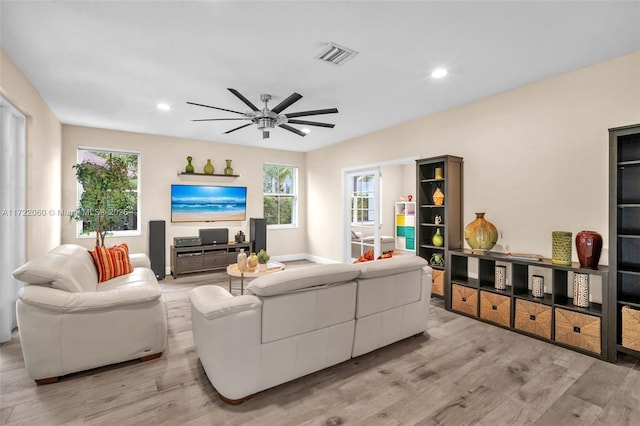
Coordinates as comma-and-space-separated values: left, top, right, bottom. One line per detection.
609, 123, 640, 362
416, 155, 463, 307
449, 249, 610, 360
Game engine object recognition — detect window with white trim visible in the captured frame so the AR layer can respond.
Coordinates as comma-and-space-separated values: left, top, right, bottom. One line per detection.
263, 163, 297, 227
350, 173, 380, 225
76, 148, 140, 237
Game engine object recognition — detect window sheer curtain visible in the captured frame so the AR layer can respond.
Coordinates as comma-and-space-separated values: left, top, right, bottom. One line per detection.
0, 96, 26, 343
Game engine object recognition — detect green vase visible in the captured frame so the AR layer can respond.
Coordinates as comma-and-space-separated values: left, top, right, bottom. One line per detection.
185, 156, 194, 173
224, 159, 234, 176
432, 228, 444, 247
204, 159, 214, 175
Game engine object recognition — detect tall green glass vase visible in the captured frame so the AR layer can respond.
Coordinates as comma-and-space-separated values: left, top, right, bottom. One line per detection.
185, 156, 194, 173
224, 159, 234, 175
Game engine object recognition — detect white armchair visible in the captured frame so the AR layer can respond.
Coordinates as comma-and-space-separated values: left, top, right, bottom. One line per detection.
12, 244, 167, 384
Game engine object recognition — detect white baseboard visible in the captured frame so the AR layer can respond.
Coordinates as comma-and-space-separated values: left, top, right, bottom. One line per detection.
271, 253, 340, 264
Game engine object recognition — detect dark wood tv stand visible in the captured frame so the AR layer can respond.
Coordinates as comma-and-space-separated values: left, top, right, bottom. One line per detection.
170, 241, 252, 278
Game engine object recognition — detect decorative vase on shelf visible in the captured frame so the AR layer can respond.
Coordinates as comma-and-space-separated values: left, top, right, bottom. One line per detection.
573, 272, 590, 308
432, 187, 444, 206
224, 159, 234, 176
494, 265, 506, 290
465, 212, 498, 251
430, 253, 444, 267
432, 228, 444, 247
185, 156, 194, 173
552, 231, 572, 265
532, 275, 544, 297
576, 230, 602, 268
204, 159, 214, 175
434, 167, 443, 180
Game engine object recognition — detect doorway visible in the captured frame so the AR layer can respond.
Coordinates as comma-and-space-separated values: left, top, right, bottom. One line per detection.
342, 157, 418, 263
344, 168, 381, 262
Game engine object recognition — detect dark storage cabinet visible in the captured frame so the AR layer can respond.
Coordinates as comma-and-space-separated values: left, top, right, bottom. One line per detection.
448, 249, 609, 359
170, 242, 251, 278
609, 124, 640, 361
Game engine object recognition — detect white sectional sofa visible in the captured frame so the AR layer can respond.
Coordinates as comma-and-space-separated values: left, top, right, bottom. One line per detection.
12, 244, 168, 383
189, 255, 431, 403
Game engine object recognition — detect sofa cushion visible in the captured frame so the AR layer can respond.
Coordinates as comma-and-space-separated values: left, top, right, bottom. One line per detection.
354, 255, 428, 278
247, 263, 359, 296
261, 281, 357, 343
97, 267, 158, 292
190, 285, 262, 320
12, 244, 99, 292
89, 244, 134, 283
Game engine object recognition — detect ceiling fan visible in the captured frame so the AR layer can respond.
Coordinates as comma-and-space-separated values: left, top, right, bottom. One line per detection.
188, 88, 338, 139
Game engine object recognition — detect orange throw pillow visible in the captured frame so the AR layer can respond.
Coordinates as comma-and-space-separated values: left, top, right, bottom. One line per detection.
89, 243, 134, 283
356, 248, 375, 263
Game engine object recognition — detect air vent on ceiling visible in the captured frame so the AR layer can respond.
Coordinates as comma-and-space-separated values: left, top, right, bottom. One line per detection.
316, 42, 358, 65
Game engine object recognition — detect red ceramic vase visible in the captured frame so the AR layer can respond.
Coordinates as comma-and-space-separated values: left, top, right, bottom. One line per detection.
576, 230, 602, 268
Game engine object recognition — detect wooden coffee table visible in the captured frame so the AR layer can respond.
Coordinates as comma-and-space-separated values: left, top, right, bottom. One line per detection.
226, 262, 285, 295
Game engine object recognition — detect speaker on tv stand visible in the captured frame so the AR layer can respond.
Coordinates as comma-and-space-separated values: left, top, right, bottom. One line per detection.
250, 217, 267, 253
148, 220, 166, 280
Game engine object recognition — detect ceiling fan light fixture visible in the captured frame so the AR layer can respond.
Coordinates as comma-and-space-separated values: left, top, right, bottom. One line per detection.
316, 42, 358, 65
256, 116, 276, 130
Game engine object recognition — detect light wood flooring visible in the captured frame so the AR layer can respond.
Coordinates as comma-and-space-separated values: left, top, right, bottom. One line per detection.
2, 260, 640, 425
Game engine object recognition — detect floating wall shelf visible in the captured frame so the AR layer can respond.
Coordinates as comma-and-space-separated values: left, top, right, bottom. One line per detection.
177, 172, 240, 178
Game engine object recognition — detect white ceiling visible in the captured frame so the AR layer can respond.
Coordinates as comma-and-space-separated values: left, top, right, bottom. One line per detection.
2, 1, 639, 152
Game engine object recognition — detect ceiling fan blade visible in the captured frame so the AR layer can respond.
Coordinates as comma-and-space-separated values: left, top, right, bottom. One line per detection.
186, 101, 244, 115
271, 93, 303, 114
191, 118, 250, 122
228, 88, 259, 111
278, 124, 307, 137
224, 123, 253, 134
287, 119, 335, 128
284, 108, 339, 118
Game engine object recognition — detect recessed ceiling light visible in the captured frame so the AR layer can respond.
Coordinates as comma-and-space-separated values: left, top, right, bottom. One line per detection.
157, 103, 171, 111
431, 68, 448, 79
302, 128, 311, 134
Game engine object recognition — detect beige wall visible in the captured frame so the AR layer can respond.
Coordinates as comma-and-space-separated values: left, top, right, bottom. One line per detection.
308, 52, 640, 263
0, 49, 62, 259
5, 47, 639, 266
61, 125, 307, 268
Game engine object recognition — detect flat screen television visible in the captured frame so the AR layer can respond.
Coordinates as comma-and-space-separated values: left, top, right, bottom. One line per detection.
171, 184, 247, 223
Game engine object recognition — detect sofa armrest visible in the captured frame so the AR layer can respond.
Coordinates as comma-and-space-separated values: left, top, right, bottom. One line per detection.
129, 253, 151, 269
18, 284, 162, 313
189, 286, 262, 320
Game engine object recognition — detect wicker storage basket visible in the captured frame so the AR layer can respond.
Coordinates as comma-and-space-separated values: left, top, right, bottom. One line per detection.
432, 269, 444, 296
479, 291, 511, 327
452, 284, 478, 317
514, 299, 552, 340
622, 305, 640, 352
554, 307, 601, 354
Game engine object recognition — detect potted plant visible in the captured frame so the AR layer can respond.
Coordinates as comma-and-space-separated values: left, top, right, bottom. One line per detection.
72, 155, 137, 247
257, 249, 270, 272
